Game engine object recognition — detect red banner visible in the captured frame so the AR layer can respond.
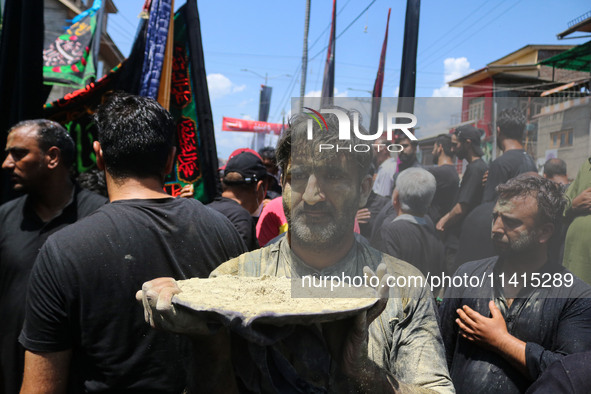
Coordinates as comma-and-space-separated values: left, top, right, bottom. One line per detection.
222, 117, 285, 135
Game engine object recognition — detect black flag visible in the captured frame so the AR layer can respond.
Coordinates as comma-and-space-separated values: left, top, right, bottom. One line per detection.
0, 0, 47, 202
370, 8, 391, 135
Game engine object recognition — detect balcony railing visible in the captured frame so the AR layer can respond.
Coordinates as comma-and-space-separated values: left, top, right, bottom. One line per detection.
567, 10, 591, 27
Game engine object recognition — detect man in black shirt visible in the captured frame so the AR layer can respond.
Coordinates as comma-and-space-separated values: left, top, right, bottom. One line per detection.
526, 351, 591, 394
372, 168, 444, 283
437, 125, 487, 232
19, 94, 247, 392
0, 120, 106, 393
482, 108, 537, 203
426, 134, 459, 225
209, 148, 268, 251
440, 175, 591, 393
436, 125, 488, 272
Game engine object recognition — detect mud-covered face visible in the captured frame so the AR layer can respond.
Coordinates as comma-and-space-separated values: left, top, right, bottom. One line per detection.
491, 196, 541, 256
282, 155, 362, 251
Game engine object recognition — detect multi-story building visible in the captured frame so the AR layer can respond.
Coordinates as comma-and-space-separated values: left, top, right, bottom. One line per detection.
447, 44, 586, 162
534, 12, 591, 178
442, 7, 591, 179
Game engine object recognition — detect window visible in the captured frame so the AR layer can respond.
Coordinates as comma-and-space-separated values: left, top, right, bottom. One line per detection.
550, 130, 573, 148
468, 97, 485, 121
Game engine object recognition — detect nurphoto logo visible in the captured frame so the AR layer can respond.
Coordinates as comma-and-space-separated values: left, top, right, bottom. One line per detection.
303, 107, 417, 153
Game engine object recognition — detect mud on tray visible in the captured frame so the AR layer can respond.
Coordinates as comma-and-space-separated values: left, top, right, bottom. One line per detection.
172, 275, 379, 327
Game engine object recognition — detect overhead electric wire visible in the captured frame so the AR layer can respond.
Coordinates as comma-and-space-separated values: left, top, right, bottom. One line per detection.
267, 0, 356, 121
418, 1, 493, 56
115, 12, 142, 30
418, 1, 508, 66
272, 63, 302, 121
309, 0, 378, 62
451, 79, 570, 94
108, 23, 134, 42
420, 0, 525, 69
205, 50, 299, 59
307, 0, 354, 51
269, 0, 380, 121
110, 15, 136, 32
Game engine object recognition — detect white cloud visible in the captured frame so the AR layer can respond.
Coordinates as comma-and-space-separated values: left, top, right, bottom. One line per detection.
432, 85, 462, 98
241, 114, 253, 120
207, 73, 247, 100
432, 57, 473, 98
443, 57, 472, 82
233, 84, 246, 93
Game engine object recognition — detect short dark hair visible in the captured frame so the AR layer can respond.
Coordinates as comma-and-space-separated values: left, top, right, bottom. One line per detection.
276, 109, 373, 181
496, 174, 566, 227
259, 146, 276, 162
9, 119, 75, 169
77, 168, 107, 197
497, 108, 526, 141
94, 92, 175, 179
543, 158, 567, 178
435, 134, 453, 157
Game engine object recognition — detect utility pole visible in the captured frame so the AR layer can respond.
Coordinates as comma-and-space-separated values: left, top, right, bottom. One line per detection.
300, 0, 311, 112
397, 0, 421, 117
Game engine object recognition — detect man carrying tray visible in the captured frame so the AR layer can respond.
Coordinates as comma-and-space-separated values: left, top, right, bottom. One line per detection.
139, 109, 454, 393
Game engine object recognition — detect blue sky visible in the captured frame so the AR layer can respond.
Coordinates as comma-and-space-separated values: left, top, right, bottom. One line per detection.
107, 0, 591, 159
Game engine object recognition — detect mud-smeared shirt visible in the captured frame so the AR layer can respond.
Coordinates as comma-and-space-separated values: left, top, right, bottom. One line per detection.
211, 237, 454, 393
440, 257, 591, 394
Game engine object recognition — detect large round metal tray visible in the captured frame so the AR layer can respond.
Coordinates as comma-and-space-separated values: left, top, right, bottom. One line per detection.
172, 275, 378, 327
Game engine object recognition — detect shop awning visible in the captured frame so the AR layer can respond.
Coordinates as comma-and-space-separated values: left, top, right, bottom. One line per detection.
540, 40, 591, 72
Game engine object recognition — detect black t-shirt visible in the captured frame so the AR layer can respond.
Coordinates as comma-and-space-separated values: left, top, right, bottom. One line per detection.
454, 201, 496, 269
525, 351, 591, 394
482, 149, 537, 203
208, 196, 259, 251
19, 197, 247, 393
0, 187, 106, 394
426, 164, 460, 224
372, 214, 444, 277
457, 158, 488, 211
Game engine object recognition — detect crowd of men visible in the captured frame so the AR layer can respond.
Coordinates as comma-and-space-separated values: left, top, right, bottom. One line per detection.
1, 94, 591, 393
